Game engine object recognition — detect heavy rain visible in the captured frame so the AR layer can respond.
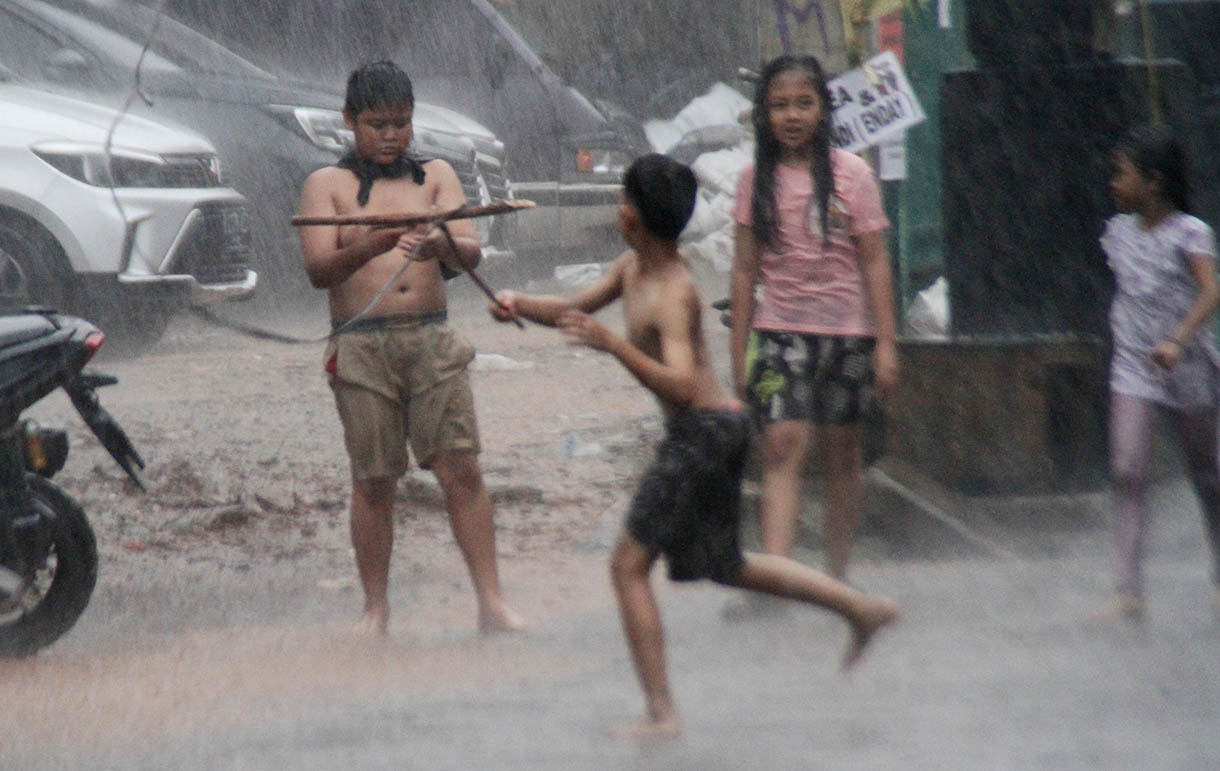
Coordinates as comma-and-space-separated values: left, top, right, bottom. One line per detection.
1, 0, 1219, 768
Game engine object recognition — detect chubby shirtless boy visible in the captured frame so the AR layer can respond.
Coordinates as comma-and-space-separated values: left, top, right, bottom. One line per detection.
489, 154, 898, 739
297, 60, 522, 636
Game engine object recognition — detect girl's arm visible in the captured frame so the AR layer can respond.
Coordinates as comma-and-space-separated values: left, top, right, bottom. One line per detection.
1149, 253, 1220, 370
729, 223, 759, 396
490, 254, 626, 326
854, 230, 900, 396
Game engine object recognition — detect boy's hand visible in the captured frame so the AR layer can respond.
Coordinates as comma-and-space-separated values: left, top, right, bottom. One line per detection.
558, 309, 613, 352
358, 225, 413, 257
395, 224, 446, 261
489, 290, 519, 323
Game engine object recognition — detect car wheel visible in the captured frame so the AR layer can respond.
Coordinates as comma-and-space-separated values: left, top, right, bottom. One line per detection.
0, 216, 77, 312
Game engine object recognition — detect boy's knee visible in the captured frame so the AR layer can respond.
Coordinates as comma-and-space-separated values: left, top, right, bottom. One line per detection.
610, 551, 635, 586
610, 536, 651, 585
353, 476, 396, 503
432, 452, 484, 493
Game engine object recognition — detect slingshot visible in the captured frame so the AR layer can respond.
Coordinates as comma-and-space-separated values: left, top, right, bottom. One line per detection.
293, 200, 535, 330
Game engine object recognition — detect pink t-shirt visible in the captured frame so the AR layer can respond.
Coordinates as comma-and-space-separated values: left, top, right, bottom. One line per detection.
732, 148, 889, 335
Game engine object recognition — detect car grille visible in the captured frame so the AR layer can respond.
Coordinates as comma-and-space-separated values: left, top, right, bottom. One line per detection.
167, 202, 253, 284
153, 154, 223, 188
477, 156, 511, 201
450, 156, 486, 205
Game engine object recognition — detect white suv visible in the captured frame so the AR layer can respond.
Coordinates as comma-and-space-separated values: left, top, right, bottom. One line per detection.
0, 75, 256, 346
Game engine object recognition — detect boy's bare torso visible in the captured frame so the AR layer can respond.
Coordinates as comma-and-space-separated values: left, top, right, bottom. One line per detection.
317, 162, 449, 322
618, 252, 732, 417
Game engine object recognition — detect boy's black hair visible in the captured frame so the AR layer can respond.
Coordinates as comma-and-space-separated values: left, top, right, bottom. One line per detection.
344, 60, 415, 116
1115, 123, 1191, 214
621, 153, 697, 241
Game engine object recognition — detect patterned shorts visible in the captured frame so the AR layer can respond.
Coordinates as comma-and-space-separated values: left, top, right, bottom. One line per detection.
746, 330, 876, 426
625, 409, 749, 583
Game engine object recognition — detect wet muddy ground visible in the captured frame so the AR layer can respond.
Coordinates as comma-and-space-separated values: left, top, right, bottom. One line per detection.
3, 272, 1220, 769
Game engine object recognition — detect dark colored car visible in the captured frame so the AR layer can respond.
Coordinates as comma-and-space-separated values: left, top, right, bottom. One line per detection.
156, 0, 644, 263
0, 0, 514, 304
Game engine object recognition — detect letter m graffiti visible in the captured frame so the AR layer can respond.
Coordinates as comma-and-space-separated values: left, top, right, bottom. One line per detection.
772, 0, 831, 54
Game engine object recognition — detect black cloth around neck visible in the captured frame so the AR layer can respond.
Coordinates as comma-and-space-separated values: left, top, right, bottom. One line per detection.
335, 152, 426, 206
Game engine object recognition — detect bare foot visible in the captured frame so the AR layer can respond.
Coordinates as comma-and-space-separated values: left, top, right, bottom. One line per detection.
1087, 593, 1144, 624
478, 601, 527, 634
608, 714, 682, 741
841, 596, 900, 671
354, 607, 389, 638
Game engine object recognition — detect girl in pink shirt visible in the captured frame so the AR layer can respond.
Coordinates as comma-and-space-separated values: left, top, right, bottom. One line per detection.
729, 54, 899, 587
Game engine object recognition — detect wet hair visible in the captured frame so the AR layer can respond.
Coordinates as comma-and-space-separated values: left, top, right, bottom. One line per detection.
1114, 123, 1191, 213
344, 60, 415, 116
621, 153, 697, 241
751, 55, 835, 249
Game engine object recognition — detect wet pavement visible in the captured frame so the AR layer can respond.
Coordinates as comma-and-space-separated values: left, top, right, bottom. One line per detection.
11, 468, 1219, 771
2, 282, 1218, 770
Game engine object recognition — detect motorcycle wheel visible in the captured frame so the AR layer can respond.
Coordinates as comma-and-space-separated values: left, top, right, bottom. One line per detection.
0, 475, 98, 657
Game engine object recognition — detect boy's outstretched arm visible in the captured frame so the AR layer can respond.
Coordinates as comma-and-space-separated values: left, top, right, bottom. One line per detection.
489, 254, 627, 326
559, 282, 701, 408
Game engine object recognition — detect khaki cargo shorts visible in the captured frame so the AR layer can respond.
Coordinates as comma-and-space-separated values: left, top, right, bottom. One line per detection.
324, 312, 480, 479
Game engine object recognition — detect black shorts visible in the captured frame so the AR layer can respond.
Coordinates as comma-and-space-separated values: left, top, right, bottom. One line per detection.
746, 330, 876, 426
625, 409, 749, 583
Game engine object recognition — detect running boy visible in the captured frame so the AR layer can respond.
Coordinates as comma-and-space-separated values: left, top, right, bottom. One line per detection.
297, 61, 523, 637
488, 154, 899, 739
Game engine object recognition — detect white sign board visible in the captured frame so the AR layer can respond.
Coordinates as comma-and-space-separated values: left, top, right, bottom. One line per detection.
828, 51, 926, 154
879, 137, 907, 181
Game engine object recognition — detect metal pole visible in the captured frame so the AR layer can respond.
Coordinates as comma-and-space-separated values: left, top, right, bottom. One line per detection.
1138, 0, 1162, 122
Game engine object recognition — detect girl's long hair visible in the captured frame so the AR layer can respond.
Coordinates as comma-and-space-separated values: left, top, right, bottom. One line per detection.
1115, 123, 1191, 214
751, 55, 835, 251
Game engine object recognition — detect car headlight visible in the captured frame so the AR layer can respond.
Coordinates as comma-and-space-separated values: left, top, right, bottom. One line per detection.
574, 147, 630, 175
269, 106, 352, 154
31, 142, 222, 188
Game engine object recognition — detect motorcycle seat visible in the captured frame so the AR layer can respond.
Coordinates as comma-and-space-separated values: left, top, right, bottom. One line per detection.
0, 314, 56, 349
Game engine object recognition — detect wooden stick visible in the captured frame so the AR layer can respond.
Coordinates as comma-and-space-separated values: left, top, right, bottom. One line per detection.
435, 223, 525, 329
291, 199, 535, 227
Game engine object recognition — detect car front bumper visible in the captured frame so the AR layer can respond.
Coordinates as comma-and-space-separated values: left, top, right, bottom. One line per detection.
117, 268, 258, 306
504, 182, 621, 254
26, 173, 258, 305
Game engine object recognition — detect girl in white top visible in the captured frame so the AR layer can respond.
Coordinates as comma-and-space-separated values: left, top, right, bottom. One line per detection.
1096, 123, 1220, 620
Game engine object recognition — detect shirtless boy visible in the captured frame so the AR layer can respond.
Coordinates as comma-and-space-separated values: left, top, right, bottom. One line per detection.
297, 61, 522, 636
489, 154, 898, 739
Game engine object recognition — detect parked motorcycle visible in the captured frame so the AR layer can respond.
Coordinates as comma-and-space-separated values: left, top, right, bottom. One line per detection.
0, 307, 144, 656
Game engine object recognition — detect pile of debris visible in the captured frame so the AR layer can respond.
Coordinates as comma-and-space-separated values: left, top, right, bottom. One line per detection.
644, 82, 754, 273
